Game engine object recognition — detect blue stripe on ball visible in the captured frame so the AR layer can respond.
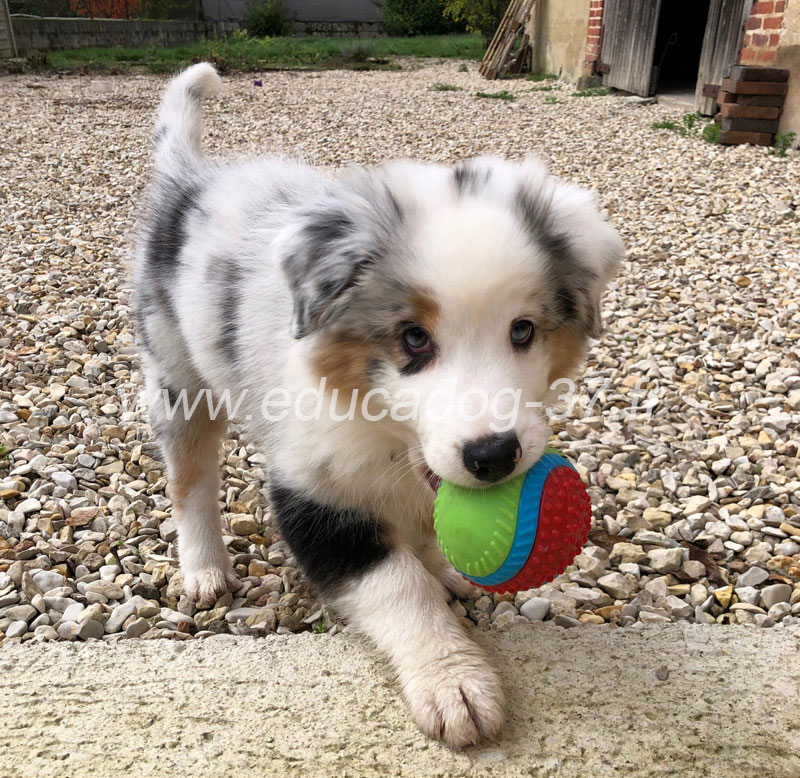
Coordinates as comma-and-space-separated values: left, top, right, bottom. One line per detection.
465, 451, 576, 587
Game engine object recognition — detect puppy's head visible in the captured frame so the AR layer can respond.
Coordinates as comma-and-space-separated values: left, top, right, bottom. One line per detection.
278, 157, 623, 489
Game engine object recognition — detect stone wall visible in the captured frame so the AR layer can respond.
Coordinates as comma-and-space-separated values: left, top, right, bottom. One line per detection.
12, 17, 238, 54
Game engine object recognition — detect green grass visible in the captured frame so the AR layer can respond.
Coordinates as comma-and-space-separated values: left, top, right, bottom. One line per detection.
526, 72, 557, 82
571, 86, 614, 97
543, 95, 561, 104
532, 85, 554, 92
0, 443, 7, 463
475, 90, 516, 101
429, 82, 462, 91
44, 33, 483, 74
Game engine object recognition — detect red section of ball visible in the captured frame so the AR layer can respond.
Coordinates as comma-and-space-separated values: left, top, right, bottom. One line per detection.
482, 466, 592, 593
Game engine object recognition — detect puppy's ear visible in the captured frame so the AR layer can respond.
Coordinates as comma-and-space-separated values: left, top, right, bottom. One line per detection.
517, 160, 623, 338
277, 188, 401, 338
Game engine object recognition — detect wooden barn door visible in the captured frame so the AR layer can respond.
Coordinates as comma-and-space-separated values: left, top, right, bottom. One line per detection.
695, 0, 752, 114
601, 0, 662, 96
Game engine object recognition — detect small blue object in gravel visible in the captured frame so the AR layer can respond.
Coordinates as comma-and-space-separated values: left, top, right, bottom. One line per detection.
253, 79, 263, 87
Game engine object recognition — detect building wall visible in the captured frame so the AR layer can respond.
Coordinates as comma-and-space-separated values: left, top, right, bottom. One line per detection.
203, 0, 383, 25
12, 17, 237, 53
529, 0, 591, 81
740, 0, 787, 64
773, 0, 800, 135
585, 0, 604, 72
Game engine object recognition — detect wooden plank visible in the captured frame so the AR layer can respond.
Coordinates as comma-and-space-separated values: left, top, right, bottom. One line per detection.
727, 65, 790, 82
0, 0, 17, 58
720, 103, 780, 119
719, 130, 774, 145
602, 0, 662, 96
721, 116, 780, 132
720, 78, 789, 95
694, 0, 750, 115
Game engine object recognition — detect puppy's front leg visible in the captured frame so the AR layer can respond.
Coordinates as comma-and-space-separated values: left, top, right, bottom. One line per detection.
270, 484, 504, 747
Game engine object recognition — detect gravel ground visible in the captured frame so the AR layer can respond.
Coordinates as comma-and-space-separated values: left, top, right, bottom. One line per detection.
1, 62, 799, 645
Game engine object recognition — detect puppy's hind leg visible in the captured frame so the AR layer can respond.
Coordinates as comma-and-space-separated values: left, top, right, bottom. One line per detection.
146, 376, 237, 607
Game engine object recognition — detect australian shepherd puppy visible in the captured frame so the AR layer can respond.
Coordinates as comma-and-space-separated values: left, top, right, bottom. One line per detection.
133, 63, 623, 747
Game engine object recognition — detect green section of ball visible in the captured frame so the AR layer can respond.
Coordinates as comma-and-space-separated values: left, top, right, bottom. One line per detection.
433, 473, 525, 579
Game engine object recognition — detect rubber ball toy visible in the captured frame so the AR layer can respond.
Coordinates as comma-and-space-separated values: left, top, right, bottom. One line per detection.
433, 448, 592, 593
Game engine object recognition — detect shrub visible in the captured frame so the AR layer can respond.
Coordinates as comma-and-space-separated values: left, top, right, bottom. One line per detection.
382, 0, 463, 35
244, 0, 289, 38
443, 0, 509, 43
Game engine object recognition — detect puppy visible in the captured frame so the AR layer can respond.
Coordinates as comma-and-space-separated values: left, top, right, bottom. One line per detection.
133, 63, 623, 747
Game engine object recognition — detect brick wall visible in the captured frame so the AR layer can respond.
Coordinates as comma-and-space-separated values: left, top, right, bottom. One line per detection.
740, 0, 787, 65
585, 0, 604, 69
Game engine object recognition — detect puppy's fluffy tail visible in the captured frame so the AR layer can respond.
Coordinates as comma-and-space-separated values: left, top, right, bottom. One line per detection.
154, 63, 221, 175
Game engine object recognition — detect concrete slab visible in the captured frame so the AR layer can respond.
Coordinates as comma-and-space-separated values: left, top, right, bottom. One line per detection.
2, 623, 799, 778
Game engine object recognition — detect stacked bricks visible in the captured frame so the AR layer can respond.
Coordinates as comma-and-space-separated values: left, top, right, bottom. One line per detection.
718, 65, 789, 145
585, 0, 605, 71
740, 0, 786, 66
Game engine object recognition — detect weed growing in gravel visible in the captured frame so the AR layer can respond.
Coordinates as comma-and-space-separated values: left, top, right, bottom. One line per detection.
772, 131, 796, 157
0, 443, 7, 463
651, 119, 678, 131
533, 85, 554, 92
652, 112, 720, 145
476, 90, 516, 101
544, 96, 561, 104
430, 82, 462, 91
526, 72, 557, 82
458, 63, 469, 72
701, 123, 721, 144
572, 86, 614, 97
312, 622, 330, 633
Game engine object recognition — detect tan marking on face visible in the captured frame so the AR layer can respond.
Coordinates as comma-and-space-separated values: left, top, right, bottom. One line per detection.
312, 333, 375, 397
408, 290, 440, 335
546, 325, 588, 387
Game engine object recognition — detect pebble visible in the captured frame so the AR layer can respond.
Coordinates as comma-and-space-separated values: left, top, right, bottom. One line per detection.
520, 597, 550, 621
760, 584, 792, 609
647, 548, 684, 574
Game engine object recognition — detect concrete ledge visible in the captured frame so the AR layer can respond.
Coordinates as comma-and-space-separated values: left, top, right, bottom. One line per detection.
2, 623, 799, 777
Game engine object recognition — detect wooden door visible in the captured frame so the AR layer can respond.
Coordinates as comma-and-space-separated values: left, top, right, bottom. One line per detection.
695, 0, 752, 114
601, 0, 662, 95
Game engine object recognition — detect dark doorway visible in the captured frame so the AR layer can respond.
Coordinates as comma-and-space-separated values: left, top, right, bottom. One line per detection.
653, 0, 712, 97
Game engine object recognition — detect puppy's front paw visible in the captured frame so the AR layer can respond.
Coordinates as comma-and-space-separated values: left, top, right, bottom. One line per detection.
438, 563, 478, 601
183, 565, 239, 608
402, 650, 505, 747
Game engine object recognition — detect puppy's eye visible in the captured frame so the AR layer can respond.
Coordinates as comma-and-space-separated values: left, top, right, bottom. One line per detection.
510, 319, 535, 347
402, 326, 433, 355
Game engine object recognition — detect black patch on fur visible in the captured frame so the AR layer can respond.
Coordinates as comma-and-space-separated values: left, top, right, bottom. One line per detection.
269, 483, 393, 592
165, 385, 180, 406
146, 184, 199, 274
399, 351, 435, 376
516, 186, 598, 331
555, 285, 578, 321
217, 260, 242, 364
453, 163, 490, 196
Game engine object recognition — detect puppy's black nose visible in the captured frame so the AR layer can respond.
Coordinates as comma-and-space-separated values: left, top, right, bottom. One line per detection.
462, 434, 520, 483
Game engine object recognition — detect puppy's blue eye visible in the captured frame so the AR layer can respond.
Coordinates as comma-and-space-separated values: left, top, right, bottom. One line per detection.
402, 326, 432, 355
510, 319, 534, 347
